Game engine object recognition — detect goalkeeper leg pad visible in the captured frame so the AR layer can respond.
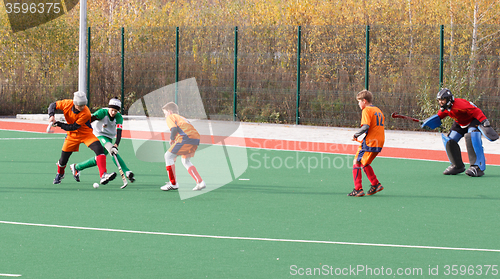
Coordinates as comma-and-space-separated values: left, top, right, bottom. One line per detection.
465, 132, 486, 172
442, 135, 465, 175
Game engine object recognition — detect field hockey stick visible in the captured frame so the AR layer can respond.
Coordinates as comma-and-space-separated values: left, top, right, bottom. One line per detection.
353, 133, 365, 143
46, 122, 55, 133
112, 153, 128, 189
391, 112, 422, 123
104, 142, 127, 189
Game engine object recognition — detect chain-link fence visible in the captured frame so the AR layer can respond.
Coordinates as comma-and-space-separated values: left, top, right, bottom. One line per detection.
1, 25, 500, 131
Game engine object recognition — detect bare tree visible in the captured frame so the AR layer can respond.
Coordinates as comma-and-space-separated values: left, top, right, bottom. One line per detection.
407, 0, 414, 62
468, 0, 500, 80
449, 0, 455, 61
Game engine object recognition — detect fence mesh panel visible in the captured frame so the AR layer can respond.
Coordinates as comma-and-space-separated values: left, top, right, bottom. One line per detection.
1, 25, 500, 131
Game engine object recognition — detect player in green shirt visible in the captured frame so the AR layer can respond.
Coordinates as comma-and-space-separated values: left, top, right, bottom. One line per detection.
70, 97, 135, 184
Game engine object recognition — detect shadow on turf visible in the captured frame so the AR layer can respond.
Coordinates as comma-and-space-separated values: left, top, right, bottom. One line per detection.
215, 183, 500, 200
0, 186, 125, 192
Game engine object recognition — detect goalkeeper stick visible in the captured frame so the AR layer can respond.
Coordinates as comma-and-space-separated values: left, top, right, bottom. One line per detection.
391, 112, 422, 123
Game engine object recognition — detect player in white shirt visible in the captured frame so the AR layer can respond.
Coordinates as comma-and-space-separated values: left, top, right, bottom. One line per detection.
70, 97, 135, 183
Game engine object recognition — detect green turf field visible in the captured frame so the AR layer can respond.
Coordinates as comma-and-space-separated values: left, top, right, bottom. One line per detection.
1, 129, 500, 278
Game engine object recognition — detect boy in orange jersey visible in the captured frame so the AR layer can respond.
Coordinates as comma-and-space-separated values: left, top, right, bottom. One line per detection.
160, 102, 206, 191
48, 91, 116, 185
349, 89, 385, 197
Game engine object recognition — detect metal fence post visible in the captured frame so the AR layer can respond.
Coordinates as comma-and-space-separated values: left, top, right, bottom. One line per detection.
175, 27, 179, 104
233, 26, 238, 121
365, 25, 370, 90
87, 26, 91, 108
121, 27, 125, 113
439, 25, 444, 89
296, 26, 301, 125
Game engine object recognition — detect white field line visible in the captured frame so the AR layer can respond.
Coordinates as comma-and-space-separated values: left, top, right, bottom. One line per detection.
1, 220, 499, 253
0, 138, 63, 140
0, 273, 21, 277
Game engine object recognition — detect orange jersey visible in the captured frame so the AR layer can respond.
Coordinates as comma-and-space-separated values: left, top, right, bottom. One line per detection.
56, 99, 93, 137
360, 105, 385, 151
166, 114, 201, 144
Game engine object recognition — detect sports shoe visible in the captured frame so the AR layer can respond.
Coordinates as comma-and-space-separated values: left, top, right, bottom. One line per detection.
126, 171, 135, 183
192, 181, 206, 191
443, 165, 465, 175
53, 173, 65, 184
161, 182, 179, 191
70, 164, 80, 182
347, 188, 365, 197
465, 165, 484, 177
367, 183, 384, 195
100, 172, 117, 185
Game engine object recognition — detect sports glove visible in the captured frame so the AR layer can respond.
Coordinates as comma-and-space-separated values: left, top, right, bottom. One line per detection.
481, 119, 491, 127
478, 118, 499, 142
54, 121, 81, 131
110, 146, 118, 156
421, 114, 441, 129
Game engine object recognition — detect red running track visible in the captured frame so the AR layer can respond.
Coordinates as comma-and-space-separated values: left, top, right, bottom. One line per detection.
2, 120, 500, 165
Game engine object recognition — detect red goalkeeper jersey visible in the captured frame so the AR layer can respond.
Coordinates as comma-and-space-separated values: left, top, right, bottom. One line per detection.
438, 98, 486, 126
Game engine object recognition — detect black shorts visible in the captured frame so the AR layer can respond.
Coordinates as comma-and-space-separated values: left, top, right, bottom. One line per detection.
449, 119, 481, 137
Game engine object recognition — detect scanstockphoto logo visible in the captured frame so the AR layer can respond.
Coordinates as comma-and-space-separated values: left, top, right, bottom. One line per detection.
3, 0, 80, 33
127, 78, 248, 200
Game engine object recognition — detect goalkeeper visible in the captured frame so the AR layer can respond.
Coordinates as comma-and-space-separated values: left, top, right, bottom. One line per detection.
70, 97, 135, 183
421, 88, 499, 177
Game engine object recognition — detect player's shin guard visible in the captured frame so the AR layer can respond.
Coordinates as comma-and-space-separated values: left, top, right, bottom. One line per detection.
166, 165, 176, 185
95, 154, 107, 177
181, 157, 201, 183
353, 163, 362, 190
442, 134, 465, 170
187, 166, 202, 183
57, 162, 66, 175
465, 132, 486, 171
362, 164, 379, 186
